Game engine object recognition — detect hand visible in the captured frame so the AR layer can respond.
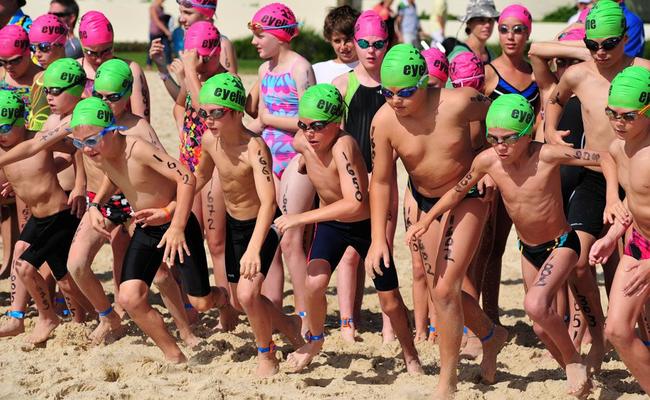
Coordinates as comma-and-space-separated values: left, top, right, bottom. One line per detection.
258, 106, 269, 126
168, 58, 185, 82
477, 175, 496, 202
1, 181, 15, 198
405, 217, 433, 245
180, 49, 199, 72
88, 206, 111, 240
589, 236, 617, 266
603, 200, 630, 225
364, 240, 391, 280
274, 214, 304, 234
149, 38, 165, 67
239, 248, 261, 280
158, 225, 190, 265
133, 207, 171, 228
545, 129, 573, 147
67, 188, 87, 219
623, 261, 650, 297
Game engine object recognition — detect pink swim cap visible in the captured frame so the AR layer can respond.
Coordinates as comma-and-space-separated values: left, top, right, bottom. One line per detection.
191, 0, 217, 19
354, 10, 388, 40
29, 14, 68, 45
558, 28, 586, 42
0, 25, 29, 58
184, 21, 221, 57
79, 11, 114, 47
498, 4, 532, 34
250, 3, 299, 43
421, 48, 449, 83
450, 52, 485, 90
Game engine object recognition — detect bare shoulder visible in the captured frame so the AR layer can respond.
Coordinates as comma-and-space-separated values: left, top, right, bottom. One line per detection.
474, 147, 497, 172
257, 60, 270, 77
562, 62, 589, 85
332, 134, 359, 154
290, 53, 313, 72
632, 57, 650, 69
332, 72, 349, 95
247, 134, 270, 155
372, 103, 397, 133
443, 86, 488, 106
122, 58, 144, 76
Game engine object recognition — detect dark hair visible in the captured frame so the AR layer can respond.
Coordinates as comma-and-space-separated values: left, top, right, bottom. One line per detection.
323, 5, 360, 41
17, 0, 26, 7
50, 0, 80, 27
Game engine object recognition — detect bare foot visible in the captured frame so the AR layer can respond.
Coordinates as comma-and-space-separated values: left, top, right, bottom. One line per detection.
179, 329, 202, 348
257, 352, 279, 377
165, 351, 187, 364
286, 340, 323, 372
382, 327, 396, 344
480, 325, 508, 384
460, 334, 482, 360
284, 314, 306, 349
585, 342, 606, 376
0, 317, 25, 337
432, 383, 456, 400
27, 315, 60, 344
89, 315, 125, 345
340, 320, 356, 343
566, 362, 591, 398
113, 304, 127, 320
428, 328, 439, 344
406, 358, 424, 375
216, 304, 239, 332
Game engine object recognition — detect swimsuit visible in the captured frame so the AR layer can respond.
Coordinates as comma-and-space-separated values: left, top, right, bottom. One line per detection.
26, 74, 50, 132
18, 209, 80, 280
260, 62, 299, 178
86, 191, 133, 225
486, 63, 540, 110
309, 219, 398, 292
224, 209, 281, 283
624, 227, 650, 260
180, 93, 206, 172
408, 177, 484, 219
344, 70, 385, 172
518, 230, 581, 270
121, 212, 211, 297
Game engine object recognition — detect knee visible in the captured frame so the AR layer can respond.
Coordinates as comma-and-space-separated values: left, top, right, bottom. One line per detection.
117, 284, 147, 313
432, 285, 458, 308
378, 291, 403, 317
412, 263, 425, 282
305, 274, 328, 298
189, 294, 213, 312
56, 276, 74, 293
152, 267, 173, 289
532, 323, 549, 342
604, 319, 633, 346
206, 238, 225, 257
524, 295, 550, 322
236, 285, 257, 310
280, 229, 302, 254
14, 259, 34, 280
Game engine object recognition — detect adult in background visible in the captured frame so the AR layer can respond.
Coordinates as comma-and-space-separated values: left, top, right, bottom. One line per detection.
312, 5, 359, 84
447, 0, 499, 65
148, 0, 172, 67
568, 0, 593, 25
395, 0, 420, 47
49, 0, 82, 59
0, 0, 30, 31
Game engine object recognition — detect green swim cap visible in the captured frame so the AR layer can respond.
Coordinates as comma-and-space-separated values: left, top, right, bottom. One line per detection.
94, 59, 133, 96
298, 84, 344, 123
199, 73, 246, 112
43, 58, 86, 97
608, 66, 650, 117
486, 94, 535, 137
70, 97, 114, 129
381, 43, 429, 88
0, 90, 25, 127
585, 0, 626, 40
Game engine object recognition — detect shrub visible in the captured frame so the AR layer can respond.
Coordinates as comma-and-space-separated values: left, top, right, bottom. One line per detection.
542, 5, 577, 22
232, 27, 335, 64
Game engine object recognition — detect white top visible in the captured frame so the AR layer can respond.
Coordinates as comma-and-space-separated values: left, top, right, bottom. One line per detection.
312, 60, 359, 84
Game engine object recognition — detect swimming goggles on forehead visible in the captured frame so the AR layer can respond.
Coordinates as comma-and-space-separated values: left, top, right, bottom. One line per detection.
176, 0, 216, 9
247, 21, 301, 35
68, 123, 127, 149
380, 75, 428, 98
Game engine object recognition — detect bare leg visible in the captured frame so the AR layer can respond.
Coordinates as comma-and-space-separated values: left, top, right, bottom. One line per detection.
110, 222, 131, 318
118, 280, 186, 363
0, 241, 30, 337
604, 255, 650, 395
335, 247, 359, 342
380, 169, 399, 343
0, 202, 17, 279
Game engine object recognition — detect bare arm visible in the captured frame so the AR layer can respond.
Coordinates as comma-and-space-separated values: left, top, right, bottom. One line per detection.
181, 50, 204, 111
92, 173, 118, 205
0, 124, 69, 167
246, 139, 276, 251
544, 68, 577, 145
369, 121, 393, 243
128, 61, 151, 122
219, 37, 238, 74
149, 6, 171, 37
461, 88, 491, 123
193, 134, 216, 194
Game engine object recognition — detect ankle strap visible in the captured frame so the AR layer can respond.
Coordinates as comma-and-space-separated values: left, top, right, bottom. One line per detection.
5, 310, 25, 319
643, 340, 650, 347
304, 331, 325, 342
257, 341, 276, 353
480, 325, 495, 343
297, 311, 307, 318
184, 303, 194, 310
98, 306, 113, 317
340, 317, 353, 328
428, 325, 436, 333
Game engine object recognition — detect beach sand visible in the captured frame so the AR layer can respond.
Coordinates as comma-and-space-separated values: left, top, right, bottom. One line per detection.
0, 72, 645, 400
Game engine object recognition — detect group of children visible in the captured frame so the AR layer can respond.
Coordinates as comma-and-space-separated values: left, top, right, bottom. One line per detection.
0, 0, 648, 398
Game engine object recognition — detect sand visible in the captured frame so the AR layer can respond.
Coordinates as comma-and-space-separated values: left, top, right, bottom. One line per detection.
0, 72, 645, 400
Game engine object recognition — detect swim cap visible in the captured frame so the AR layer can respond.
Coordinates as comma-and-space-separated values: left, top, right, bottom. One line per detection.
421, 47, 449, 83
199, 72, 246, 112
95, 59, 133, 96
298, 84, 344, 123
608, 66, 650, 117
79, 11, 114, 47
450, 51, 485, 90
585, 0, 625, 40
70, 97, 113, 129
558, 28, 586, 41
250, 3, 299, 43
190, 0, 217, 19
354, 10, 388, 40
29, 14, 68, 45
498, 4, 532, 34
0, 91, 25, 127
184, 21, 221, 58
0, 25, 29, 58
381, 44, 428, 88
486, 93, 534, 137
43, 58, 86, 97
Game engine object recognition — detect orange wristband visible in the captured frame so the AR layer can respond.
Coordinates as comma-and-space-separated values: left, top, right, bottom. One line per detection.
162, 206, 171, 221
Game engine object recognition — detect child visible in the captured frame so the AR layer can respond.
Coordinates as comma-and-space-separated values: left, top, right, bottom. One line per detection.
406, 94, 618, 398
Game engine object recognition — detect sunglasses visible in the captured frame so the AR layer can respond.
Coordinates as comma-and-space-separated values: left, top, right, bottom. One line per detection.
297, 120, 334, 132
70, 125, 124, 149
583, 36, 623, 52
44, 80, 82, 96
555, 58, 580, 69
0, 56, 23, 68
381, 75, 428, 98
198, 107, 230, 120
605, 106, 649, 122
498, 24, 528, 35
48, 11, 73, 18
356, 39, 386, 50
84, 47, 113, 58
92, 83, 132, 103
247, 21, 300, 36
486, 133, 522, 145
176, 0, 216, 9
